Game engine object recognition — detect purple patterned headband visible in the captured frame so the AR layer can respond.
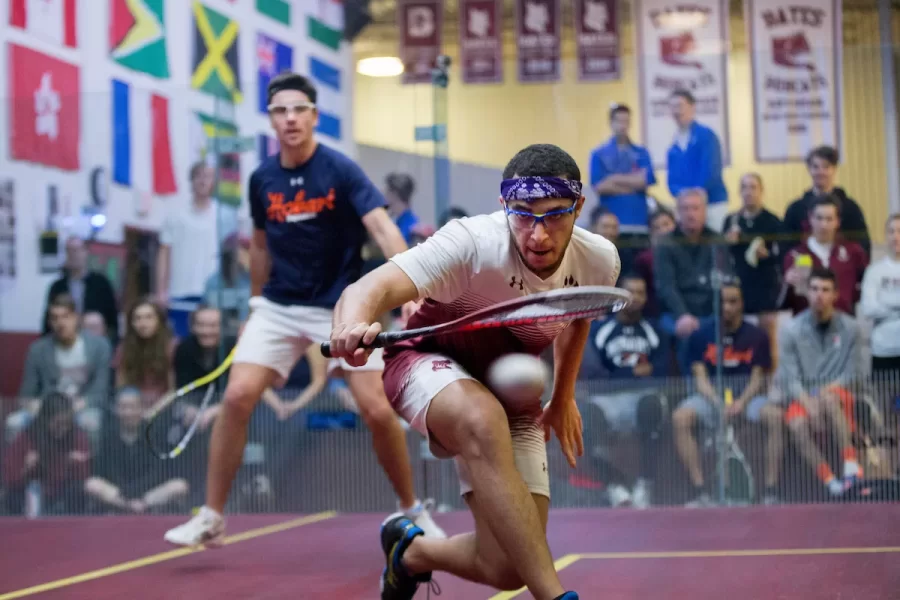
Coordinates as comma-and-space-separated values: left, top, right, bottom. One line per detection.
500, 176, 583, 203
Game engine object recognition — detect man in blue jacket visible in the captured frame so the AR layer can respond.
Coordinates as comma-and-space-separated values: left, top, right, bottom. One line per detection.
666, 89, 728, 232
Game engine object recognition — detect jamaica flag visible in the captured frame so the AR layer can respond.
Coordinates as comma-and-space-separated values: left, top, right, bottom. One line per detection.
191, 1, 242, 103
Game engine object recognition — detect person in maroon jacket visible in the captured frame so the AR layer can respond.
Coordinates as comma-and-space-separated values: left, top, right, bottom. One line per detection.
781, 196, 868, 315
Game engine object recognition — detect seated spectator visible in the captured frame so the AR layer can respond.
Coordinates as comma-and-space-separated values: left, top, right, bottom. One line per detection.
777, 267, 863, 497
588, 103, 656, 236
783, 145, 870, 256
384, 173, 419, 245
8, 294, 111, 439
782, 196, 868, 315
204, 233, 251, 338
84, 388, 189, 514
590, 207, 637, 277
409, 224, 436, 248
653, 188, 733, 369
115, 298, 175, 408
634, 208, 676, 317
860, 214, 900, 376
673, 281, 781, 507
438, 206, 468, 227
579, 275, 670, 508
723, 173, 784, 365
43, 236, 119, 345
81, 311, 108, 340
2, 392, 91, 515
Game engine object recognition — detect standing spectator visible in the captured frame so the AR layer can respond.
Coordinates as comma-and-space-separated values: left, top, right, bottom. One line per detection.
2, 392, 92, 515
782, 196, 868, 315
634, 208, 676, 317
588, 103, 657, 234
778, 267, 864, 497
672, 282, 781, 507
115, 298, 175, 408
84, 388, 189, 514
860, 214, 900, 375
579, 275, 670, 508
204, 232, 252, 337
384, 173, 419, 246
722, 173, 784, 364
156, 162, 238, 338
654, 188, 732, 369
666, 90, 728, 231
43, 236, 118, 345
783, 146, 870, 256
9, 294, 111, 440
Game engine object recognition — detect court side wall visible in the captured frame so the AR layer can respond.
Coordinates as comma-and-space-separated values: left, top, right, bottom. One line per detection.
353, 9, 894, 244
0, 1, 356, 333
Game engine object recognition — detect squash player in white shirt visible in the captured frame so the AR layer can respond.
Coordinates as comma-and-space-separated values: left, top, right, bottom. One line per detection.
860, 214, 900, 374
329, 144, 620, 600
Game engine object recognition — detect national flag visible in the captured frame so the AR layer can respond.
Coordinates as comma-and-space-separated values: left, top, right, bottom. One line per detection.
258, 134, 280, 162
191, 112, 242, 206
307, 0, 344, 50
9, 44, 80, 171
308, 56, 343, 141
109, 0, 169, 79
111, 79, 177, 195
256, 0, 290, 25
192, 1, 242, 103
10, 0, 77, 48
257, 33, 293, 114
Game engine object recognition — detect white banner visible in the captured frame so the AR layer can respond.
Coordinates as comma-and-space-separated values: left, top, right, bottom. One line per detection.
748, 0, 842, 162
635, 0, 730, 168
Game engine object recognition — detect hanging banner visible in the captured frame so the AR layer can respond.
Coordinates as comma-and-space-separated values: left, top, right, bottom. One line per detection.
398, 0, 444, 84
574, 0, 621, 81
636, 0, 730, 168
515, 0, 561, 83
459, 0, 503, 84
747, 0, 842, 162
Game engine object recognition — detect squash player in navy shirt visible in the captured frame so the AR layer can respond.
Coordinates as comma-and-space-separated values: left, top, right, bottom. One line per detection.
165, 72, 445, 548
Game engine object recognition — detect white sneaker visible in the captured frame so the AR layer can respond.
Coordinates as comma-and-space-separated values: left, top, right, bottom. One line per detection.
403, 499, 447, 539
632, 479, 652, 509
164, 506, 226, 548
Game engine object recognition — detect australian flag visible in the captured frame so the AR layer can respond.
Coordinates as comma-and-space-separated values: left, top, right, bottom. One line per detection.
257, 33, 293, 114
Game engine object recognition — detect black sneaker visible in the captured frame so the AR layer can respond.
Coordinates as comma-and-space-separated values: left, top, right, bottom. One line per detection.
380, 513, 439, 599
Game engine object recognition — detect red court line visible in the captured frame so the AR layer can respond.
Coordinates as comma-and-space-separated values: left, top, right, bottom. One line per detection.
2, 504, 900, 599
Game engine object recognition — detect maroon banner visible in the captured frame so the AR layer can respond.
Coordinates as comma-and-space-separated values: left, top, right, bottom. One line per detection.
574, 0, 620, 81
515, 0, 561, 83
458, 0, 503, 84
398, 0, 444, 84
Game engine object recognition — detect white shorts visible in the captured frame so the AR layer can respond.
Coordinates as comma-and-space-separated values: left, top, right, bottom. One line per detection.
388, 352, 550, 498
233, 296, 384, 386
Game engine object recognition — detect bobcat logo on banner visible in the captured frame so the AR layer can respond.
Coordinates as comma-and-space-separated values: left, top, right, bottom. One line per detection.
515, 0, 561, 83
399, 0, 444, 84
574, 0, 621, 81
459, 0, 503, 83
748, 0, 842, 162
635, 0, 730, 168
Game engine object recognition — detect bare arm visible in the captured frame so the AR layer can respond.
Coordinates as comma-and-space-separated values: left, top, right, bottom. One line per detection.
250, 229, 271, 298
551, 319, 591, 402
692, 362, 717, 402
736, 365, 765, 406
155, 244, 170, 300
362, 207, 408, 260
334, 262, 420, 327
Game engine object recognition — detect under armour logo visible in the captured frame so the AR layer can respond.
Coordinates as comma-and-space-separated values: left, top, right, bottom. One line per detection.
542, 462, 547, 473
509, 276, 524, 290
431, 359, 452, 371
564, 275, 579, 287
290, 177, 304, 186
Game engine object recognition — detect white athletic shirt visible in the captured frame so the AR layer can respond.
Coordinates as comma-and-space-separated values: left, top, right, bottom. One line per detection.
860, 256, 900, 357
388, 211, 621, 379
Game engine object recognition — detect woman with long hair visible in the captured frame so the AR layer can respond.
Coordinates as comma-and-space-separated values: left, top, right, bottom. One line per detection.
2, 391, 92, 515
114, 297, 175, 407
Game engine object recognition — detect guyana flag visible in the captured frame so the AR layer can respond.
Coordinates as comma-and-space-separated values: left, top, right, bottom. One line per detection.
191, 112, 241, 206
109, 0, 169, 79
191, 1, 242, 103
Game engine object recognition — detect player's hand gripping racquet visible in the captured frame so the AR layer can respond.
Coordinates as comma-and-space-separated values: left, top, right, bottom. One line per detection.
321, 286, 632, 358
144, 347, 236, 460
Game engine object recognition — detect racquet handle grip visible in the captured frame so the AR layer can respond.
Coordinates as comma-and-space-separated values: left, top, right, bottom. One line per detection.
320, 335, 390, 358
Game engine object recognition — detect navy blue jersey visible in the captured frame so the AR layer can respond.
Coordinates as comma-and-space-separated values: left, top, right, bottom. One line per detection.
249, 144, 386, 308
581, 316, 670, 385
687, 320, 771, 396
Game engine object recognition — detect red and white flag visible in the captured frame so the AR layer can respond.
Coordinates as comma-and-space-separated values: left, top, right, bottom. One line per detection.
9, 44, 80, 171
9, 0, 78, 48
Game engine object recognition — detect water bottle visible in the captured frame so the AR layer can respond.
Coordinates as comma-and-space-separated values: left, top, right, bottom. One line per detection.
24, 480, 41, 519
